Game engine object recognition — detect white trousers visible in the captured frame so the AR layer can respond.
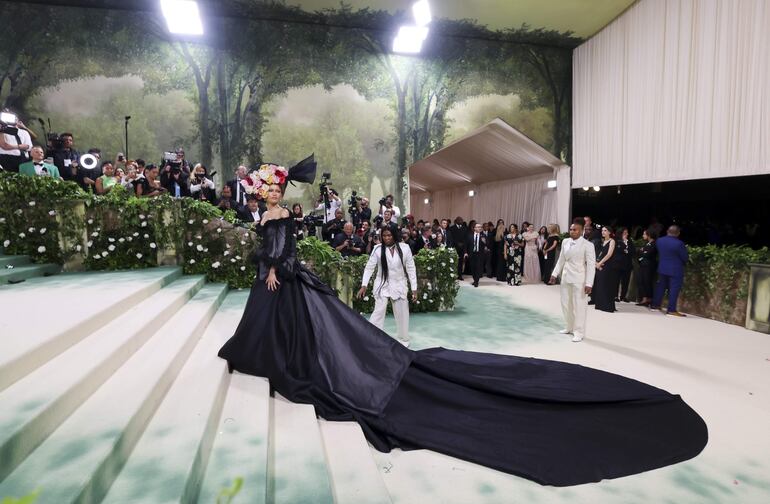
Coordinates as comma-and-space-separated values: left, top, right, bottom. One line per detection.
370, 296, 410, 342
560, 283, 588, 335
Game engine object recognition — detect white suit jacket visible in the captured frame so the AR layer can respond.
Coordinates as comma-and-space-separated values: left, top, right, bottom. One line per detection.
551, 237, 596, 287
362, 243, 417, 300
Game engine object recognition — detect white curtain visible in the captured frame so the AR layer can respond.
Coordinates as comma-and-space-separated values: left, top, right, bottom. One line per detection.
411, 172, 565, 230
573, 0, 770, 188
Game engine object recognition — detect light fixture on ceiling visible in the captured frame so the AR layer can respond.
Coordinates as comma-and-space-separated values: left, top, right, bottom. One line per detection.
593, 186, 601, 192
393, 1, 431, 54
582, 186, 589, 191
547, 179, 557, 189
412, 0, 432, 26
161, 0, 204, 35
468, 190, 475, 197
424, 197, 430, 205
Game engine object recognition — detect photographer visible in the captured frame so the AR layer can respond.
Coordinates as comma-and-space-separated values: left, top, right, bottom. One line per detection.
161, 162, 191, 198
49, 132, 80, 181
348, 192, 372, 228
378, 194, 401, 224
136, 164, 167, 197
315, 187, 342, 223
292, 203, 307, 240
215, 185, 237, 211
322, 208, 346, 243
0, 111, 33, 173
332, 222, 365, 257
189, 163, 216, 202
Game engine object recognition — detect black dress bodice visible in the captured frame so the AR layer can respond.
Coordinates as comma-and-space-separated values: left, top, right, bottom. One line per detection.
253, 217, 297, 281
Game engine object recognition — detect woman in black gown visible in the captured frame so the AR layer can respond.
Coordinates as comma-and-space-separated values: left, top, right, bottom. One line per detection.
636, 228, 658, 306
218, 172, 707, 486
593, 226, 620, 313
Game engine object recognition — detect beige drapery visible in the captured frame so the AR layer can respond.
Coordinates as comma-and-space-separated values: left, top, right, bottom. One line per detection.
573, 0, 770, 188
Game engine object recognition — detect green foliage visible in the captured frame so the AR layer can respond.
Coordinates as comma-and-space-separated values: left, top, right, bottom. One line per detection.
216, 477, 243, 504
0, 174, 86, 263
1, 489, 40, 504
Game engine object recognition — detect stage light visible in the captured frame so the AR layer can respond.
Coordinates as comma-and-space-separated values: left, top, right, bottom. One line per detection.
161, 0, 203, 35
593, 186, 601, 192
547, 179, 557, 189
468, 190, 475, 197
582, 186, 589, 191
424, 198, 430, 205
412, 0, 432, 26
392, 26, 429, 54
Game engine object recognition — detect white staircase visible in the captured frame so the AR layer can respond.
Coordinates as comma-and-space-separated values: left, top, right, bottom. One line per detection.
0, 269, 394, 504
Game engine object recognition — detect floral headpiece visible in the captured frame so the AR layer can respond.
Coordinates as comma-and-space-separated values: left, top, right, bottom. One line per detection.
240, 163, 289, 200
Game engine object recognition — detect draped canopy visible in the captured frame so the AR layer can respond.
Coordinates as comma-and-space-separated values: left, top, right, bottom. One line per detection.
409, 119, 571, 231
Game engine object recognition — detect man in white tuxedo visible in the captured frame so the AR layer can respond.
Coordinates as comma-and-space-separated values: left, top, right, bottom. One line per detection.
549, 219, 596, 342
358, 227, 418, 346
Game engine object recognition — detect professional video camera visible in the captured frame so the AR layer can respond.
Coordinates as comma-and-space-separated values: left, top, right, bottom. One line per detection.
348, 190, 362, 214
162, 151, 181, 166
303, 213, 325, 230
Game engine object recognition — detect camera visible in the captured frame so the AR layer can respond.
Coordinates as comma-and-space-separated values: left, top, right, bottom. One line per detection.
318, 172, 333, 208
0, 112, 18, 135
348, 190, 362, 213
46, 133, 64, 151
303, 214, 324, 230
162, 151, 180, 165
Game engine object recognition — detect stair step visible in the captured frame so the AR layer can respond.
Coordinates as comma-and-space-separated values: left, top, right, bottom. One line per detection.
0, 276, 206, 482
269, 394, 334, 504
0, 267, 182, 392
0, 283, 228, 504
318, 420, 393, 504
0, 255, 31, 268
0, 263, 60, 284
199, 292, 271, 504
102, 291, 247, 504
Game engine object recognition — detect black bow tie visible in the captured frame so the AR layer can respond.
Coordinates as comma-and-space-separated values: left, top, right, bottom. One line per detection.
34, 162, 43, 166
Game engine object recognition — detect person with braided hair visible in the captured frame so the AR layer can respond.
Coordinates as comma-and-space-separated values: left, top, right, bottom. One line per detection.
358, 227, 418, 347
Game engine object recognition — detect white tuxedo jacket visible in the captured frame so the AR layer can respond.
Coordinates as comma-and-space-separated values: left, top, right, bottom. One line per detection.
362, 243, 417, 300
551, 237, 596, 287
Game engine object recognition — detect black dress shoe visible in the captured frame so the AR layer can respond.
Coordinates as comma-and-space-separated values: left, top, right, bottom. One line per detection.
473, 282, 479, 287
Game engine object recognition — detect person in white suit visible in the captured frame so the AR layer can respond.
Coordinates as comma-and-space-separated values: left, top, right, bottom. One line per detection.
358, 227, 418, 346
549, 219, 596, 342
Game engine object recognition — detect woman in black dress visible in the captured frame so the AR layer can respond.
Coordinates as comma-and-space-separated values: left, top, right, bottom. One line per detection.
541, 224, 560, 283
494, 221, 507, 282
636, 228, 658, 306
218, 167, 706, 486
593, 226, 619, 312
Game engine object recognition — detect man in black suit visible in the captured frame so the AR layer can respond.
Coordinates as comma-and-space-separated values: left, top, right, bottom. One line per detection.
237, 195, 262, 224
323, 208, 347, 243
439, 219, 450, 246
332, 222, 365, 257
226, 165, 249, 207
464, 222, 487, 287
448, 217, 468, 280
583, 216, 602, 255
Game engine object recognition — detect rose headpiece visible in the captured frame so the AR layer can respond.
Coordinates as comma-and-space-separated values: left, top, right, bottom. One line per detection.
240, 163, 289, 200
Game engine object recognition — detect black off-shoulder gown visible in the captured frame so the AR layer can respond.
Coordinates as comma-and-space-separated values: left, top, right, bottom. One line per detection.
218, 218, 707, 486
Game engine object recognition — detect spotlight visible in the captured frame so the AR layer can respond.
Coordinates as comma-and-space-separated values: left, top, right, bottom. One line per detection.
547, 179, 557, 189
468, 190, 475, 197
392, 26, 429, 54
161, 0, 203, 35
582, 187, 589, 191
412, 0, 432, 27
593, 186, 601, 192
424, 198, 430, 205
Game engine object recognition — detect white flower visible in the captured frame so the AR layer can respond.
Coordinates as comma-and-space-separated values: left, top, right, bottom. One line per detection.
416, 300, 421, 304
188, 219, 194, 224
93, 254, 101, 259
14, 209, 22, 215
442, 262, 446, 266
187, 241, 193, 247
189, 259, 196, 264
195, 235, 202, 240
450, 258, 454, 263
240, 241, 246, 245
76, 245, 82, 251
202, 219, 209, 224
364, 296, 370, 301
18, 232, 25, 238
127, 237, 133, 242
139, 214, 146, 220
40, 228, 47, 234
196, 244, 204, 251
423, 293, 428, 299
140, 221, 147, 227
3, 239, 10, 247
28, 201, 36, 207
37, 246, 46, 253
143, 234, 149, 239
226, 244, 231, 249
119, 238, 125, 243
427, 266, 432, 270
87, 240, 93, 247
216, 228, 222, 233
212, 261, 221, 269
0, 217, 5, 224
101, 251, 108, 257
108, 245, 116, 251
91, 232, 99, 237
87, 218, 94, 224
427, 283, 432, 289
108, 237, 115, 243
48, 210, 56, 216
133, 232, 139, 237
300, 260, 306, 265
224, 250, 230, 256
150, 243, 157, 249
240, 266, 246, 271
136, 253, 143, 259
28, 227, 35, 233
230, 258, 236, 263
235, 255, 241, 260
